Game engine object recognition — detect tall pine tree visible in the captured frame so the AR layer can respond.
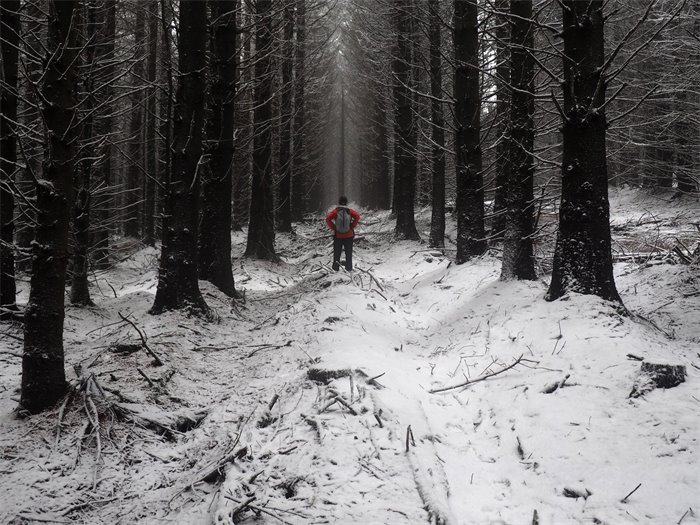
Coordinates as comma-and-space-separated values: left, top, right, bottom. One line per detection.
547, 1, 621, 303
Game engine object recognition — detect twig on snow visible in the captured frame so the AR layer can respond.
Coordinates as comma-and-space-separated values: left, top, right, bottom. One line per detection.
118, 312, 164, 366
247, 340, 292, 358
678, 508, 693, 524
429, 355, 524, 394
621, 482, 642, 503
405, 425, 416, 452
223, 495, 296, 524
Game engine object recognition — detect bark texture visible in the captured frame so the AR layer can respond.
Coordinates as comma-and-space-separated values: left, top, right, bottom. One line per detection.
547, 1, 621, 303
500, 0, 536, 281
124, 4, 146, 238
291, 0, 306, 222
200, 0, 237, 296
428, 0, 445, 249
392, 0, 419, 240
276, 4, 294, 232
491, 0, 510, 239
70, 1, 98, 306
143, 0, 158, 246
21, 0, 80, 413
453, 0, 485, 263
245, 0, 277, 260
0, 0, 20, 312
151, 0, 208, 314
92, 0, 116, 269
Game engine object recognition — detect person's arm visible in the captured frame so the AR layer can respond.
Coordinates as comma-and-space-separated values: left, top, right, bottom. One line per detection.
350, 209, 360, 230
325, 209, 337, 231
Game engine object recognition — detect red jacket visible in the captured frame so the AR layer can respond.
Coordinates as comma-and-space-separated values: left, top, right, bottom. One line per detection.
326, 206, 360, 239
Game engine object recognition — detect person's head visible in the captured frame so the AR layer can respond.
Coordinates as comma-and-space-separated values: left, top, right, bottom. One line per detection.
338, 195, 348, 206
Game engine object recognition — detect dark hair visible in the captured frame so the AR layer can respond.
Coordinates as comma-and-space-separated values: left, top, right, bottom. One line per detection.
339, 195, 348, 205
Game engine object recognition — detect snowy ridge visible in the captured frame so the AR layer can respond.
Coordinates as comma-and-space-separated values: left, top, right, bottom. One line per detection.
1, 189, 699, 524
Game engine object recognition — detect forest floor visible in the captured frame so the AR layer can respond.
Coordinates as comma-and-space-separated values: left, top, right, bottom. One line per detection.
1, 187, 700, 525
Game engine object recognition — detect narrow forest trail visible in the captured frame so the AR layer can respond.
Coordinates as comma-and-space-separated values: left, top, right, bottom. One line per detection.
1, 191, 700, 525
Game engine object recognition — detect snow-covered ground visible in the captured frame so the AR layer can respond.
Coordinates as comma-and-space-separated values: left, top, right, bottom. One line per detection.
1, 188, 699, 525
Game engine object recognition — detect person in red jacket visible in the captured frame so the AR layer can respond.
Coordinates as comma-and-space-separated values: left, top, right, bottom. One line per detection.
325, 196, 360, 271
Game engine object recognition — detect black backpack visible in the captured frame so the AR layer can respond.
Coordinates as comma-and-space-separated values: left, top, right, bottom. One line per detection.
335, 207, 351, 233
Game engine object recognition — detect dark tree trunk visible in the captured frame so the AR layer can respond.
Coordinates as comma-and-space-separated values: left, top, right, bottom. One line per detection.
393, 0, 419, 240
125, 4, 145, 238
157, 0, 173, 240
428, 0, 445, 249
500, 0, 535, 281
92, 0, 116, 269
290, 0, 306, 222
14, 0, 42, 273
339, 88, 346, 198
490, 0, 510, 239
21, 0, 80, 413
546, 1, 621, 303
232, 3, 250, 231
151, 0, 208, 314
199, 0, 237, 297
276, 4, 294, 232
245, 0, 277, 260
0, 0, 20, 313
143, 0, 158, 246
453, 0, 486, 263
70, 1, 98, 306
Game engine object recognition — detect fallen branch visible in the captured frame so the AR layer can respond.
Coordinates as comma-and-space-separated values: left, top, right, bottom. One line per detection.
137, 368, 158, 390
118, 312, 164, 366
367, 372, 386, 387
247, 340, 292, 358
429, 355, 524, 394
223, 495, 295, 525
333, 394, 358, 416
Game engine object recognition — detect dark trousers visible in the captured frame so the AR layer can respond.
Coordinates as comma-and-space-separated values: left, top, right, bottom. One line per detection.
332, 236, 353, 271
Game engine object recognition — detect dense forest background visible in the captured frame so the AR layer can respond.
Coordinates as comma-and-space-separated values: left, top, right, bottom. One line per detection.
1, 2, 700, 523
1, 0, 698, 413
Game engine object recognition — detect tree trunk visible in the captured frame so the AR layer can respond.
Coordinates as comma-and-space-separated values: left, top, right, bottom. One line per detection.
393, 0, 419, 240
21, 0, 80, 413
500, 0, 536, 281
339, 88, 346, 198
276, 3, 294, 232
157, 0, 173, 240
0, 0, 20, 313
92, 0, 116, 269
199, 0, 237, 297
291, 0, 306, 222
14, 0, 42, 273
245, 0, 277, 260
490, 0, 510, 239
150, 0, 208, 314
454, 0, 486, 263
124, 4, 145, 238
232, 3, 250, 231
70, 1, 98, 306
143, 0, 158, 246
546, 1, 621, 303
428, 0, 445, 249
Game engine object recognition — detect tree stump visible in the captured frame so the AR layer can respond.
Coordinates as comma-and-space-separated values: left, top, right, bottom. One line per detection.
630, 362, 687, 398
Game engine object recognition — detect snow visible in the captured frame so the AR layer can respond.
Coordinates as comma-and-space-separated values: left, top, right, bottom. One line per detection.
1, 188, 699, 524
